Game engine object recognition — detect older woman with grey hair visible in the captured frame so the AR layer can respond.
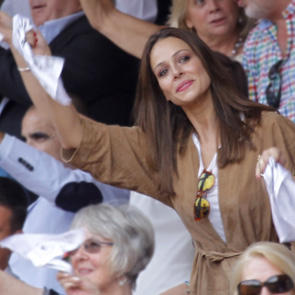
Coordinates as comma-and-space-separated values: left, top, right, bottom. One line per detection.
57, 204, 154, 295
232, 242, 295, 295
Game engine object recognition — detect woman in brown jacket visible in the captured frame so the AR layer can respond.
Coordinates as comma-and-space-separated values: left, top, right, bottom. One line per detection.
12, 27, 295, 295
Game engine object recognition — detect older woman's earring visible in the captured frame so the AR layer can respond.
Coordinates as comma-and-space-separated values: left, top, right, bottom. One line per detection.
119, 277, 127, 286
238, 16, 243, 24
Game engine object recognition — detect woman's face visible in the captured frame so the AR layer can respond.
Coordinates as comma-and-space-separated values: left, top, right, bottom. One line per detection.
240, 256, 294, 295
70, 230, 115, 291
150, 37, 211, 111
185, 0, 240, 41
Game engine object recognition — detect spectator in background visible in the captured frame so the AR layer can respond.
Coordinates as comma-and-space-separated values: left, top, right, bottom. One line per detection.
78, 0, 254, 62
1, 0, 158, 22
0, 106, 129, 293
0, 177, 28, 272
0, 203, 154, 295
0, 0, 139, 139
240, 0, 295, 123
232, 242, 295, 295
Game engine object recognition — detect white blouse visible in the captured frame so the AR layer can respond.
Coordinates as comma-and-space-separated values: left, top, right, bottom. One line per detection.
192, 133, 226, 242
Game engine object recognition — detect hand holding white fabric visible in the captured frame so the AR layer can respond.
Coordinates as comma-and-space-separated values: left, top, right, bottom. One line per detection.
11, 14, 72, 106
263, 157, 295, 243
0, 228, 85, 273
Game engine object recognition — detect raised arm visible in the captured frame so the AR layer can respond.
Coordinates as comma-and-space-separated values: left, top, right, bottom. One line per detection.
13, 47, 83, 150
79, 0, 163, 58
0, 270, 42, 295
11, 34, 82, 150
0, 11, 82, 149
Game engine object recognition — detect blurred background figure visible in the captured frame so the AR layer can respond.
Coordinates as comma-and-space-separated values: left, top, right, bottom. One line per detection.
0, 106, 129, 293
240, 0, 295, 123
168, 0, 254, 62
0, 203, 154, 295
79, 0, 254, 62
0, 0, 139, 139
0, 177, 28, 272
232, 241, 295, 295
57, 204, 154, 295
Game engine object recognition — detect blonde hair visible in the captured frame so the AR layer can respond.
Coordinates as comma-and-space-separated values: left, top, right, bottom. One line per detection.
232, 242, 295, 295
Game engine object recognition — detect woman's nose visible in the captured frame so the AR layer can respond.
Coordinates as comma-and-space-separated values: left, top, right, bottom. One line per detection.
208, 0, 221, 12
173, 67, 183, 79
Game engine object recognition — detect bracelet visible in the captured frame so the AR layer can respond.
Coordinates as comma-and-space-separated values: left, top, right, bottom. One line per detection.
17, 66, 31, 72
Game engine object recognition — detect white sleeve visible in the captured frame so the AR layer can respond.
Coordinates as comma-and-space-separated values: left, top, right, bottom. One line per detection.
115, 0, 158, 22
0, 134, 129, 208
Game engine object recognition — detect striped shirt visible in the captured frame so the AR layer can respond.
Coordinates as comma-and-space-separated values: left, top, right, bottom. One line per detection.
243, 0, 295, 123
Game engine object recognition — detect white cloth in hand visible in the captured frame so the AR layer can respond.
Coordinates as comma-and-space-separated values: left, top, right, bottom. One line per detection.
0, 228, 85, 273
12, 14, 71, 105
263, 157, 295, 243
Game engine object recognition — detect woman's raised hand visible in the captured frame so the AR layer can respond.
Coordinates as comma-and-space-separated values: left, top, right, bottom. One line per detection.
25, 29, 52, 56
255, 147, 287, 179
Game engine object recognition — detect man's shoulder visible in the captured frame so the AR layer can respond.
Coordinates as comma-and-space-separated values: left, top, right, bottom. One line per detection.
244, 20, 270, 47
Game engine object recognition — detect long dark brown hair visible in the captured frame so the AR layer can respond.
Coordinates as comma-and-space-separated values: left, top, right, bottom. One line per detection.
134, 27, 274, 194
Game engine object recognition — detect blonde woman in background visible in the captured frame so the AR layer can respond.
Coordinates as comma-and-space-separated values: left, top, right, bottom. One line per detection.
232, 242, 295, 295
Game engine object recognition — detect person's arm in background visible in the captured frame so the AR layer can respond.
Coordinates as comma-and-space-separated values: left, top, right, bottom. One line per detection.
115, 0, 157, 22
0, 270, 43, 295
79, 0, 163, 58
0, 131, 107, 212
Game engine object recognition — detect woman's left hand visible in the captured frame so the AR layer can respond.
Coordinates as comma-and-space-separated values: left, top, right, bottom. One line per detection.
256, 147, 287, 179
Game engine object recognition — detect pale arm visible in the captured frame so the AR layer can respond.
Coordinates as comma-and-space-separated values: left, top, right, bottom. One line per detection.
79, 0, 164, 58
0, 270, 43, 295
10, 45, 83, 150
0, 12, 83, 149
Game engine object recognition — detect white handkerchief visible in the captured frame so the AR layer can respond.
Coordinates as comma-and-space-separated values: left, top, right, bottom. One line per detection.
263, 157, 295, 243
0, 228, 85, 273
12, 14, 71, 105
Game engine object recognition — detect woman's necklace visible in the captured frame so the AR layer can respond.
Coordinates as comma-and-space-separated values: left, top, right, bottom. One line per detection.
231, 36, 244, 57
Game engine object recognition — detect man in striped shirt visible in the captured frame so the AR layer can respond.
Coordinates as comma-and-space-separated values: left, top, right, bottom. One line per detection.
240, 0, 295, 123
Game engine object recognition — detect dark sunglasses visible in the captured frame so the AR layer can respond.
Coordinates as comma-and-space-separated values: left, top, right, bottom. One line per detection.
238, 274, 294, 295
265, 60, 283, 109
67, 238, 114, 256
194, 169, 215, 221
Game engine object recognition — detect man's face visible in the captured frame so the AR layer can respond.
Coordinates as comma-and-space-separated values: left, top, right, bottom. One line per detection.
0, 205, 14, 270
29, 0, 81, 26
238, 0, 278, 19
21, 108, 62, 161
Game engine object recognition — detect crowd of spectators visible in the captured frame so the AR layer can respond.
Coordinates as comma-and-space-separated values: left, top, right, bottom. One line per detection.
0, 0, 294, 295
